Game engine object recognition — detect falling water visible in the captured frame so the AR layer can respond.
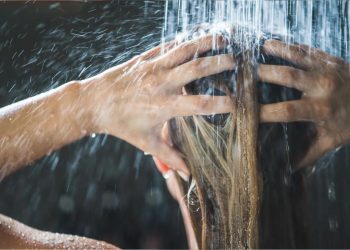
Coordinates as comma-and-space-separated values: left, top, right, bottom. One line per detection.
163, 0, 349, 60
0, 2, 187, 249
0, 1, 349, 248
162, 0, 350, 248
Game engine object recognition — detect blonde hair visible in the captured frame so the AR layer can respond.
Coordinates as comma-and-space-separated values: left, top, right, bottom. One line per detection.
170, 37, 262, 247
169, 24, 317, 249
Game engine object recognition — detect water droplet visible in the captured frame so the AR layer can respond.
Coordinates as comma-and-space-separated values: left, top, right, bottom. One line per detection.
59, 195, 75, 213
328, 182, 336, 201
329, 218, 339, 232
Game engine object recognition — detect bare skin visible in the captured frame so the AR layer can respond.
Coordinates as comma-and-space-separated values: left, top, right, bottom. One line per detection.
0, 214, 117, 249
0, 35, 235, 248
0, 35, 235, 179
154, 40, 350, 248
1, 36, 349, 248
259, 39, 350, 168
153, 158, 198, 250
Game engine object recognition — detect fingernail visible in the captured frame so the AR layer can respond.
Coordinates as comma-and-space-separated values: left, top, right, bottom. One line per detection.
177, 171, 189, 182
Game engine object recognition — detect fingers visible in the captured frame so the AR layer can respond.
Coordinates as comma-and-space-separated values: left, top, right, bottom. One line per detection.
174, 95, 314, 123
263, 39, 314, 69
167, 54, 235, 89
297, 133, 336, 170
171, 94, 314, 123
299, 44, 346, 65
258, 65, 313, 94
139, 41, 176, 61
157, 34, 228, 68
260, 100, 315, 122
170, 95, 234, 117
126, 41, 175, 67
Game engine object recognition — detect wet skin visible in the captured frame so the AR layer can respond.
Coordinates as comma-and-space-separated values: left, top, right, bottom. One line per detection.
259, 40, 350, 168
0, 36, 349, 248
0, 35, 235, 249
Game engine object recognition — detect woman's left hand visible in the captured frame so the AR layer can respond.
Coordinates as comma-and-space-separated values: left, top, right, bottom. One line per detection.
258, 39, 350, 168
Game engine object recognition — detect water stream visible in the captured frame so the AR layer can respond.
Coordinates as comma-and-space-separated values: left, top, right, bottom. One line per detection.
0, 1, 349, 248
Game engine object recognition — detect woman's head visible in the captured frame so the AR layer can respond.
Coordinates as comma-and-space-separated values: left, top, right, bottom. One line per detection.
159, 24, 315, 248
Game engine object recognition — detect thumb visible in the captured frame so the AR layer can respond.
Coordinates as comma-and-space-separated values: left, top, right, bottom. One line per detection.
296, 134, 336, 170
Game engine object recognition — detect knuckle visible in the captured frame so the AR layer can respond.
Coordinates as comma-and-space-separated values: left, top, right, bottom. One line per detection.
293, 45, 307, 57
316, 100, 333, 119
284, 103, 296, 118
322, 77, 337, 93
190, 61, 203, 75
146, 73, 157, 84
179, 41, 193, 52
263, 39, 276, 49
162, 70, 173, 85
283, 67, 298, 80
299, 44, 310, 51
198, 98, 210, 110
192, 57, 205, 68
145, 69, 162, 84
140, 60, 151, 69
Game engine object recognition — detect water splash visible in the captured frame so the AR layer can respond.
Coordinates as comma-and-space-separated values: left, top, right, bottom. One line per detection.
163, 0, 349, 60
162, 0, 350, 248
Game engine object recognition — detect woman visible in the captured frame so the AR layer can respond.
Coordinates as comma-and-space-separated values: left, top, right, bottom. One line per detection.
154, 25, 350, 249
0, 28, 349, 248
0, 35, 235, 248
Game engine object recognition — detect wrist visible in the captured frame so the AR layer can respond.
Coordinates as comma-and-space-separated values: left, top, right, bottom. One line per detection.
77, 66, 126, 137
77, 76, 111, 135
64, 80, 97, 136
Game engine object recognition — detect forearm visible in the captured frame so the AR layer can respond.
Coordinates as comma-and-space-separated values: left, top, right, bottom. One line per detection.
0, 81, 93, 178
0, 213, 118, 249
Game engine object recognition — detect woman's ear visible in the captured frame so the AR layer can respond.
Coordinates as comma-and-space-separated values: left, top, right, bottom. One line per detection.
153, 122, 190, 180
161, 121, 173, 146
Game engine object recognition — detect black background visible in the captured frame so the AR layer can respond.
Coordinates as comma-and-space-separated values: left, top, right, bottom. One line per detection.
0, 1, 187, 249
1, 0, 350, 249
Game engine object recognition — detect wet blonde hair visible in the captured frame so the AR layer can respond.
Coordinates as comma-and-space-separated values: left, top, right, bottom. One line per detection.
169, 24, 316, 249
170, 32, 262, 247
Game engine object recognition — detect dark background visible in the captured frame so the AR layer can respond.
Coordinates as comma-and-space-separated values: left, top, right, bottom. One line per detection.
0, 0, 350, 249
0, 1, 187, 249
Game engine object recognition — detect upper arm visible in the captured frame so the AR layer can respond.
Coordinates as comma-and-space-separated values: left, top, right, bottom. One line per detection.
0, 213, 119, 249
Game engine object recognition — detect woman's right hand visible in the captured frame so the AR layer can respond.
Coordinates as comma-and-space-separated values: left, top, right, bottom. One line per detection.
81, 35, 235, 176
259, 39, 350, 169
